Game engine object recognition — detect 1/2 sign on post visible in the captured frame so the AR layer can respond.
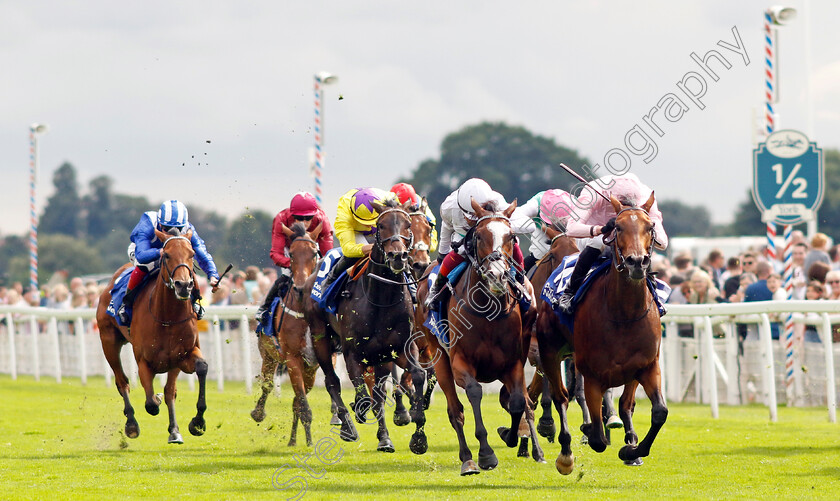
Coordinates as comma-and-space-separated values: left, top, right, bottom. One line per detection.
753, 129, 824, 226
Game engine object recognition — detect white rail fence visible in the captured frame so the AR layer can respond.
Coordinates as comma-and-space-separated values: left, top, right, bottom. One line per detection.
0, 301, 838, 422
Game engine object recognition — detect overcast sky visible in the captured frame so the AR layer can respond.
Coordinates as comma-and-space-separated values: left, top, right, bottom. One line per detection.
2, 1, 838, 237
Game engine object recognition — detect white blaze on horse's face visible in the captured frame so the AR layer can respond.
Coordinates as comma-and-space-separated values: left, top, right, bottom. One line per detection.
484, 221, 511, 293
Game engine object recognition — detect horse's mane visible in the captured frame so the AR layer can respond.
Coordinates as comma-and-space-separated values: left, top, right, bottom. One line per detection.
381, 198, 402, 210
289, 222, 308, 239
165, 227, 183, 236
479, 200, 501, 213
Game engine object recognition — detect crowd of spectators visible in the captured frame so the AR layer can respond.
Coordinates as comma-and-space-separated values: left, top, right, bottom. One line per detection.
658, 230, 840, 344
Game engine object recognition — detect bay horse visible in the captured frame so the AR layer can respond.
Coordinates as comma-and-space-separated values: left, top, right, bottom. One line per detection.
250, 222, 322, 447
536, 193, 667, 474
526, 225, 620, 446
305, 198, 428, 454
416, 198, 545, 476
97, 229, 208, 444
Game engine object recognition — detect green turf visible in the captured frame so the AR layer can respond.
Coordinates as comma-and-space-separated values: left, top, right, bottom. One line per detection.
1, 374, 838, 500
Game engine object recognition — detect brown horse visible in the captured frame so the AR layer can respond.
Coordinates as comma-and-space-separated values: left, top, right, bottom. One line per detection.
416, 198, 545, 476
536, 192, 667, 474
250, 222, 323, 447
525, 226, 620, 446
97, 229, 208, 444
306, 198, 428, 454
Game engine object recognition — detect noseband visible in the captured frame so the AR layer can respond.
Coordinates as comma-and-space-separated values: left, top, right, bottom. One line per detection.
372, 208, 414, 263
602, 207, 654, 273
160, 236, 195, 292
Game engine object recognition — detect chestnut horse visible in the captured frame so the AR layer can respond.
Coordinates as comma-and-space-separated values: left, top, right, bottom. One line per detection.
536, 193, 667, 474
416, 198, 545, 476
97, 229, 208, 444
306, 198, 428, 454
250, 222, 322, 447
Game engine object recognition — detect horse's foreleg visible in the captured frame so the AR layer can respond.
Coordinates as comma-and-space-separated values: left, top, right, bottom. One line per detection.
603, 387, 622, 430
286, 354, 312, 447
372, 365, 395, 453
137, 359, 160, 416
101, 332, 138, 438
432, 346, 475, 475
618, 381, 639, 449
461, 372, 497, 471
251, 336, 279, 423
537, 373, 555, 442
183, 347, 208, 437
582, 377, 607, 453
313, 331, 357, 442
164, 369, 183, 444
619, 363, 668, 463
344, 351, 371, 425
392, 365, 411, 426
397, 352, 427, 455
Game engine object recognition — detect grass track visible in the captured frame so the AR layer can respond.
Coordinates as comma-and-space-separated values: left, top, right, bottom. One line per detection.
1, 375, 839, 500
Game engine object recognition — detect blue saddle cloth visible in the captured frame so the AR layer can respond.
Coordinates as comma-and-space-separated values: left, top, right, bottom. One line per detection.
421, 262, 468, 346
256, 296, 282, 337
541, 254, 671, 332
106, 267, 135, 327
310, 248, 350, 315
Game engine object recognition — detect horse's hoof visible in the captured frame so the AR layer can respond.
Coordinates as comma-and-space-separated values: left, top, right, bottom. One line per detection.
533, 451, 547, 464
555, 453, 575, 475
497, 426, 515, 447
606, 415, 623, 429
537, 418, 556, 443
580, 435, 589, 445
409, 431, 428, 455
168, 432, 183, 444
125, 420, 140, 439
589, 439, 607, 453
623, 457, 644, 466
188, 418, 206, 436
478, 452, 498, 470
517, 438, 529, 458
251, 408, 266, 423
393, 409, 411, 427
145, 402, 160, 416
618, 445, 637, 462
377, 437, 395, 453
338, 420, 359, 443
330, 413, 342, 426
287, 438, 297, 447
460, 460, 480, 476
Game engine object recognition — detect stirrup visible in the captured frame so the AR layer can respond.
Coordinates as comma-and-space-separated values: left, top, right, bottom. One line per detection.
556, 292, 575, 313
194, 302, 205, 320
254, 307, 268, 325
117, 305, 129, 325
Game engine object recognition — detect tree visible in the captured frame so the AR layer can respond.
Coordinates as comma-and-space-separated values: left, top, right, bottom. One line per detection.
37, 234, 105, 278
221, 210, 274, 270
39, 162, 83, 237
84, 175, 116, 240
0, 236, 28, 286
658, 200, 713, 237
398, 122, 590, 218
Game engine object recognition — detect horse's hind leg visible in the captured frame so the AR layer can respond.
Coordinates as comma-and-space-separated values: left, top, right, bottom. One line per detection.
251, 336, 279, 423
301, 363, 318, 446
537, 331, 574, 474
182, 347, 208, 436
582, 378, 608, 453
603, 387, 622, 429
371, 365, 395, 453
164, 369, 183, 444
537, 374, 555, 443
137, 359, 161, 416
569, 361, 591, 443
101, 329, 139, 438
619, 363, 668, 464
398, 351, 428, 455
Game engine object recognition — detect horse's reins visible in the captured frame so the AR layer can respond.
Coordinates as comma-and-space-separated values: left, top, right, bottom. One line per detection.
268, 233, 316, 354
149, 236, 197, 327
463, 213, 523, 314
362, 207, 417, 305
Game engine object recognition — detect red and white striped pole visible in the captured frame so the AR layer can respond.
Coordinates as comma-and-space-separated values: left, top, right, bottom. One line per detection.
28, 123, 48, 293
313, 72, 338, 205
764, 10, 778, 268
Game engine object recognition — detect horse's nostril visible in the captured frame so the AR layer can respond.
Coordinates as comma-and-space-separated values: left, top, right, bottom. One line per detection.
401, 251, 409, 261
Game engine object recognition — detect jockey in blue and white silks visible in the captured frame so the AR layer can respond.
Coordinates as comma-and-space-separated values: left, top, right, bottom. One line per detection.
117, 200, 220, 323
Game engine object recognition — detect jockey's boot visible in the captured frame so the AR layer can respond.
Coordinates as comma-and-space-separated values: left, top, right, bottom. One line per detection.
556, 246, 602, 314
255, 274, 290, 325
320, 256, 355, 292
425, 272, 448, 310
191, 288, 205, 320
117, 286, 139, 325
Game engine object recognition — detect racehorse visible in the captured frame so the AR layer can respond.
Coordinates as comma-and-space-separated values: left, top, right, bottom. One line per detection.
525, 225, 620, 446
536, 193, 667, 474
416, 198, 545, 475
305, 198, 428, 454
250, 222, 322, 447
97, 229, 208, 444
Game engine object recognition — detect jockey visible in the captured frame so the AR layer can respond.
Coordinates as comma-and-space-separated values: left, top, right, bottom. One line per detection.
425, 178, 525, 308
555, 172, 668, 313
510, 189, 574, 273
319, 187, 399, 292
255, 191, 334, 325
117, 200, 221, 324
390, 182, 439, 254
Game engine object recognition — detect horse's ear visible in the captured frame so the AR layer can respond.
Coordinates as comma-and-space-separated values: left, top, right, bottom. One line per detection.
419, 196, 428, 213
308, 222, 323, 240
370, 201, 386, 215
503, 198, 517, 218
609, 195, 622, 214
184, 228, 193, 240
470, 197, 488, 219
642, 191, 655, 213
400, 200, 413, 212
280, 223, 294, 238
154, 228, 167, 241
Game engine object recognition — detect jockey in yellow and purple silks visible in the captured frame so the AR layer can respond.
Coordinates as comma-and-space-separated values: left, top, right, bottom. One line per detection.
319, 187, 399, 291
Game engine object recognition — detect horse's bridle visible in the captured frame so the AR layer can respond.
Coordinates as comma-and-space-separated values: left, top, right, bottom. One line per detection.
602, 207, 655, 273
371, 208, 414, 266
160, 236, 196, 293
288, 234, 319, 300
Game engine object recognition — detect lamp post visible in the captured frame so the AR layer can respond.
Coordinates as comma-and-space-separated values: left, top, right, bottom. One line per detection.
28, 123, 49, 293
313, 71, 338, 205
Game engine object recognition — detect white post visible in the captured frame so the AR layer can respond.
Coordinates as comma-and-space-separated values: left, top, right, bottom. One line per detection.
128, 350, 138, 387
48, 317, 61, 383
241, 314, 252, 394
30, 317, 39, 381
702, 316, 719, 418
820, 313, 837, 423
7, 313, 17, 380
212, 315, 224, 391
75, 317, 86, 385
759, 313, 778, 422
693, 320, 702, 404
665, 321, 680, 402
724, 321, 740, 405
